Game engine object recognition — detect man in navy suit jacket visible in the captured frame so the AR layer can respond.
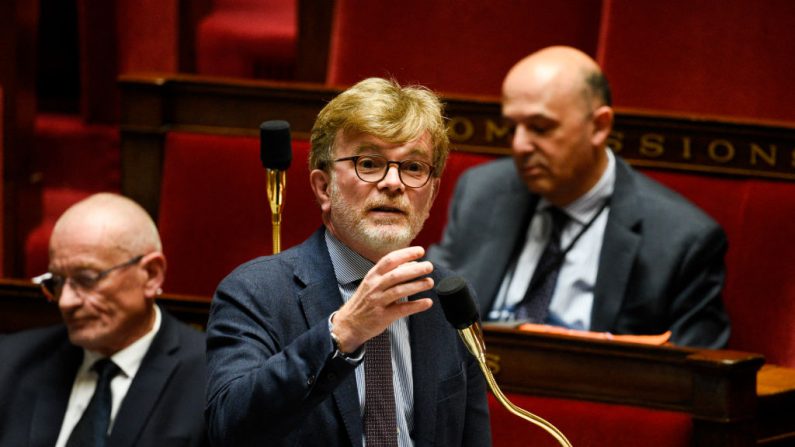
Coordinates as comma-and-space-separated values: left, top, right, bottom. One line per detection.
0, 193, 208, 447
206, 78, 491, 446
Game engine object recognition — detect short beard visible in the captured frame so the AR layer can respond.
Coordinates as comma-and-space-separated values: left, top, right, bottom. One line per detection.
328, 180, 425, 254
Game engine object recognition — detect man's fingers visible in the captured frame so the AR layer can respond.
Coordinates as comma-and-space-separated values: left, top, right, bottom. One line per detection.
388, 298, 434, 320
372, 246, 426, 275
369, 277, 434, 306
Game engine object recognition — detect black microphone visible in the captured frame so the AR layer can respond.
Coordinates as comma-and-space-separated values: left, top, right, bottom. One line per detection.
437, 276, 486, 362
260, 120, 292, 171
259, 120, 293, 254
436, 275, 572, 446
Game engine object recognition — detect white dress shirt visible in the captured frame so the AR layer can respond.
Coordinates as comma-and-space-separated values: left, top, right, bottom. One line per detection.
55, 305, 162, 447
490, 149, 616, 330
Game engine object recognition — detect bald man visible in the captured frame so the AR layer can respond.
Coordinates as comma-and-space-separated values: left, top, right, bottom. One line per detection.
429, 46, 730, 349
0, 193, 208, 447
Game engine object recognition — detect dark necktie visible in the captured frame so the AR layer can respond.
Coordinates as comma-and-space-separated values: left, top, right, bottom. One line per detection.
515, 207, 570, 322
363, 330, 398, 447
66, 358, 121, 447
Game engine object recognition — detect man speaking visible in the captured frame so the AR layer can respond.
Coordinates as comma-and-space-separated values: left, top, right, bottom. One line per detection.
205, 78, 491, 446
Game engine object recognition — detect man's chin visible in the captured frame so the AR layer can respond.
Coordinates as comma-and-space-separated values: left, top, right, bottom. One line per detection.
361, 224, 416, 249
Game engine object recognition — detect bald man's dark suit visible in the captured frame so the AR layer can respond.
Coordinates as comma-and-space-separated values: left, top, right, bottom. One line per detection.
428, 156, 730, 349
0, 309, 208, 447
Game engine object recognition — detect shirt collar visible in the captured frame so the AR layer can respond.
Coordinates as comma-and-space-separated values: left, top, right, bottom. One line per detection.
539, 148, 615, 225
80, 304, 162, 379
325, 230, 374, 286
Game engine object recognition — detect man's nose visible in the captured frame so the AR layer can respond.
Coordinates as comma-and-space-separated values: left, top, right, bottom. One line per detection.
512, 125, 536, 153
378, 164, 405, 191
58, 280, 82, 310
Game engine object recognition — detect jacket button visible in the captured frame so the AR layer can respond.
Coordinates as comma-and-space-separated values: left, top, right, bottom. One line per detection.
307, 375, 316, 385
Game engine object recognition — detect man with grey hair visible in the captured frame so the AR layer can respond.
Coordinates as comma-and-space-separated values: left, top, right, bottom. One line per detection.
206, 78, 491, 446
0, 193, 208, 447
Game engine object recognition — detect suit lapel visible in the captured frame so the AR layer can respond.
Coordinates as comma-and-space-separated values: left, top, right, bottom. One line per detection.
296, 230, 363, 447
29, 340, 82, 447
592, 158, 642, 331
108, 311, 181, 447
407, 273, 446, 446
477, 182, 537, 312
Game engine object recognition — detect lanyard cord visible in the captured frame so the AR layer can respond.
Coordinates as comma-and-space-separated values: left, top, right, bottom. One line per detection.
496, 197, 612, 322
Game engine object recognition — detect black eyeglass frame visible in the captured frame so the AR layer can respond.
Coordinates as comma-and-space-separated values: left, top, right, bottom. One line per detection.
333, 154, 436, 188
32, 254, 145, 301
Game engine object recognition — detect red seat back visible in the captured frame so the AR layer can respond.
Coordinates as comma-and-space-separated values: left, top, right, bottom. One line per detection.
157, 132, 317, 296
489, 393, 692, 447
327, 0, 603, 96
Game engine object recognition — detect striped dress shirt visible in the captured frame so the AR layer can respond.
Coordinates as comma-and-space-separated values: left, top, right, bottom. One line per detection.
325, 231, 415, 447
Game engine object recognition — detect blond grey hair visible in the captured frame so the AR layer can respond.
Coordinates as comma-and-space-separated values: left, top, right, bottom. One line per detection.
309, 77, 449, 177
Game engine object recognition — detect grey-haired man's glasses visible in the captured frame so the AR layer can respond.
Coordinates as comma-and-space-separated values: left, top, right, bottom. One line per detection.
32, 255, 144, 302
333, 154, 435, 188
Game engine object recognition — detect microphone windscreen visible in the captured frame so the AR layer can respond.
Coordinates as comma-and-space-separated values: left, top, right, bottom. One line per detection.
260, 120, 293, 170
436, 276, 479, 330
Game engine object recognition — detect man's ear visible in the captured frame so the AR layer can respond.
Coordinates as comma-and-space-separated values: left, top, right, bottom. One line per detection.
140, 252, 166, 298
591, 105, 614, 148
310, 169, 332, 214
430, 177, 441, 204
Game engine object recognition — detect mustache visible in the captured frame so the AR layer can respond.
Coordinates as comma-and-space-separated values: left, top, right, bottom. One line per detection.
519, 153, 545, 166
366, 196, 410, 213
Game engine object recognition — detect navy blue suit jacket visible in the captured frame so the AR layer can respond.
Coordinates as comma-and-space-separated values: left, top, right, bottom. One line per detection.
0, 309, 209, 447
429, 156, 730, 349
205, 228, 491, 446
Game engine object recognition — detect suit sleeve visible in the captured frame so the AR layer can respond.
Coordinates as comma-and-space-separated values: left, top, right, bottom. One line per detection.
667, 222, 731, 349
427, 168, 472, 269
204, 264, 356, 446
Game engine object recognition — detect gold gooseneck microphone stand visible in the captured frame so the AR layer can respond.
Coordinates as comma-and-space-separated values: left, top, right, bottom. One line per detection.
267, 169, 286, 254
438, 276, 572, 447
457, 324, 573, 447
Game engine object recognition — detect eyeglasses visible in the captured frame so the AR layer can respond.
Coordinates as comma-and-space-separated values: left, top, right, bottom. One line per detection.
32, 255, 144, 302
334, 154, 435, 188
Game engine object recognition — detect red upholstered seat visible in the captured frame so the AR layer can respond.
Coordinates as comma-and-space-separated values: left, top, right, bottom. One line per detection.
727, 180, 795, 367
327, 0, 603, 96
157, 132, 316, 296
489, 393, 692, 447
196, 0, 297, 79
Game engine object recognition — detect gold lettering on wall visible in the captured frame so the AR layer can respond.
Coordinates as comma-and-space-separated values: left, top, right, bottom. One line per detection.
682, 136, 692, 160
708, 139, 735, 163
750, 143, 777, 166
639, 133, 665, 157
607, 131, 624, 152
485, 119, 511, 143
448, 117, 475, 142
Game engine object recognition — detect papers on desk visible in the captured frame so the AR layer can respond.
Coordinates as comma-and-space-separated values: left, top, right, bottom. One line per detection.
517, 323, 672, 345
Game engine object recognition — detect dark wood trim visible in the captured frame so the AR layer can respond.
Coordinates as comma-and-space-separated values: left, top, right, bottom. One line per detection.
177, 0, 213, 74
295, 0, 335, 83
118, 73, 795, 218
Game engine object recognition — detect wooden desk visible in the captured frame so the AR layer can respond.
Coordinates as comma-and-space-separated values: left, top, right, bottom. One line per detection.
3, 279, 793, 445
